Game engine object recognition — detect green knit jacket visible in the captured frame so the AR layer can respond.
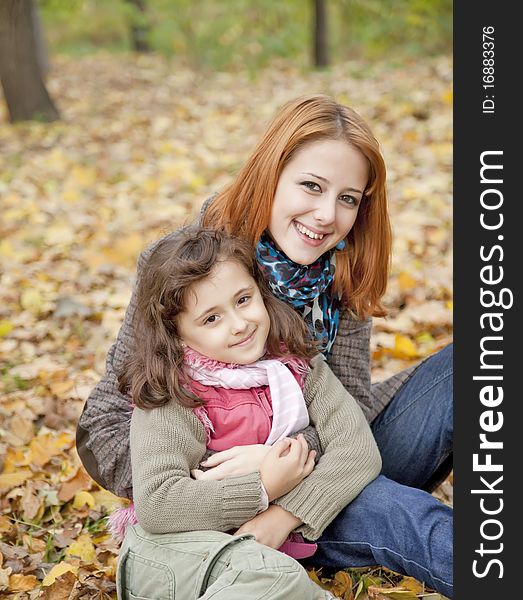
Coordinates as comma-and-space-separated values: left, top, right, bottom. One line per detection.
130, 356, 382, 541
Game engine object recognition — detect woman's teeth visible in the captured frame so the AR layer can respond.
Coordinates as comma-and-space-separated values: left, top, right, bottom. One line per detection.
295, 222, 325, 240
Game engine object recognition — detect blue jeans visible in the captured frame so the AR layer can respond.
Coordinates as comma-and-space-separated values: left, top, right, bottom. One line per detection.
306, 344, 453, 598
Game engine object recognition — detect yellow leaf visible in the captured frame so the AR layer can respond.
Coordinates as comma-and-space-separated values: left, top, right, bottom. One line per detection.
72, 491, 95, 510
0, 470, 33, 494
0, 515, 14, 535
42, 562, 79, 587
2, 447, 27, 472
101, 233, 143, 268
91, 488, 127, 512
50, 380, 75, 397
398, 271, 418, 292
28, 432, 74, 467
0, 320, 14, 337
442, 88, 453, 104
20, 288, 45, 315
65, 533, 96, 562
0, 239, 15, 258
393, 334, 419, 359
8, 573, 39, 592
71, 164, 97, 187
398, 576, 425, 593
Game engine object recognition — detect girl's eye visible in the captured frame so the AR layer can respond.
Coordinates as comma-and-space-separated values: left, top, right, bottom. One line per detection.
339, 194, 359, 207
301, 181, 321, 192
204, 314, 219, 325
238, 295, 251, 305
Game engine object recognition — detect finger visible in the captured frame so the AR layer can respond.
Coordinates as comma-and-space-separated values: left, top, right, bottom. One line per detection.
191, 469, 204, 479
296, 434, 308, 464
201, 447, 238, 467
303, 450, 316, 477
270, 438, 292, 458
197, 461, 238, 481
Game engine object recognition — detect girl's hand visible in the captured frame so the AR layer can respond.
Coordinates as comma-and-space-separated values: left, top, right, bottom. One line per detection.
191, 444, 272, 481
260, 434, 316, 502
235, 505, 303, 549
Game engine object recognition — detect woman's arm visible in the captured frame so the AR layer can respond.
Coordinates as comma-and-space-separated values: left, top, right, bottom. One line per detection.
272, 356, 382, 541
76, 239, 161, 498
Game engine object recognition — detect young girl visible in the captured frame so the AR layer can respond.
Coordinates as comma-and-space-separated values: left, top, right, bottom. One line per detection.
116, 226, 381, 600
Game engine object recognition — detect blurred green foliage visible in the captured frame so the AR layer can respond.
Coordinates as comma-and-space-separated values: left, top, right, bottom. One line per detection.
38, 0, 452, 69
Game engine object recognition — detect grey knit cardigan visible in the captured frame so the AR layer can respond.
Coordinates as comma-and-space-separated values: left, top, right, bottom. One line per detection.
76, 200, 417, 499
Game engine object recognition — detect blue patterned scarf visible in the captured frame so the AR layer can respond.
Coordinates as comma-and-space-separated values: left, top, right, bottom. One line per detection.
255, 232, 340, 356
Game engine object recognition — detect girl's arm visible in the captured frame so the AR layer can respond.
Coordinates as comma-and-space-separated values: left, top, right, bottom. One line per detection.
130, 400, 314, 534
272, 356, 382, 541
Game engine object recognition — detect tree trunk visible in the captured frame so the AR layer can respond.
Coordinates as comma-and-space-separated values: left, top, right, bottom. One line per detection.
313, 0, 329, 68
126, 0, 151, 53
0, 0, 59, 123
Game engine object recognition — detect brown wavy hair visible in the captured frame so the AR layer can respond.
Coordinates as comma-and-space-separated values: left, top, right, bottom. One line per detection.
202, 94, 392, 319
118, 227, 317, 410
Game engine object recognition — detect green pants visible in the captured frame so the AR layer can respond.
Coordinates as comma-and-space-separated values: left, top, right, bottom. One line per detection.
117, 525, 332, 600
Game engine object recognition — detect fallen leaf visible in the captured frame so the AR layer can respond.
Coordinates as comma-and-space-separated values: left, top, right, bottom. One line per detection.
65, 534, 96, 562
41, 569, 78, 599
0, 470, 33, 494
8, 573, 39, 592
72, 491, 95, 510
0, 567, 12, 592
42, 562, 79, 586
393, 334, 419, 359
20, 289, 45, 315
58, 466, 93, 502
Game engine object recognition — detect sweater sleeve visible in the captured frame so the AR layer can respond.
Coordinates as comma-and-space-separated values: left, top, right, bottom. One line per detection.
130, 401, 264, 534
273, 356, 382, 540
76, 239, 162, 499
327, 312, 375, 423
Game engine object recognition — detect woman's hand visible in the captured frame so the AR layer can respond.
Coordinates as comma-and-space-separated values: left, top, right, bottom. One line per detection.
191, 444, 272, 481
259, 434, 316, 502
235, 505, 303, 549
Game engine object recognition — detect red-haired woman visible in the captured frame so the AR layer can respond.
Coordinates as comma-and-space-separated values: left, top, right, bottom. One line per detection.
77, 95, 453, 598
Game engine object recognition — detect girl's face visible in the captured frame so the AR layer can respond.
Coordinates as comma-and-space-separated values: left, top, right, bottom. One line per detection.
268, 138, 369, 265
177, 260, 271, 364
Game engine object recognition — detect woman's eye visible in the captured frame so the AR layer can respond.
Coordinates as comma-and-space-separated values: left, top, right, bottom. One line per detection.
238, 295, 251, 305
302, 181, 321, 192
204, 315, 218, 325
339, 194, 359, 206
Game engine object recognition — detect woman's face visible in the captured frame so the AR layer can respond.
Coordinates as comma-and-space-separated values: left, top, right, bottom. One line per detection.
268, 138, 369, 265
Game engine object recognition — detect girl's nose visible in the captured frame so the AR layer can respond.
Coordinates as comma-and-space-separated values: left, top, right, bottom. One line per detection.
230, 313, 248, 335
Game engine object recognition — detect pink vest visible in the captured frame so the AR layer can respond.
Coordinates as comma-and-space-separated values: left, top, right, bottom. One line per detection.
190, 382, 274, 451
190, 366, 303, 450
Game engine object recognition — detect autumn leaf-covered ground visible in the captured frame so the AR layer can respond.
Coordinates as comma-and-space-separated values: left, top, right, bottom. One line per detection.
0, 54, 452, 599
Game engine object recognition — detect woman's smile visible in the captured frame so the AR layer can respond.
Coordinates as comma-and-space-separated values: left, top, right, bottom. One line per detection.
268, 139, 368, 265
293, 220, 331, 247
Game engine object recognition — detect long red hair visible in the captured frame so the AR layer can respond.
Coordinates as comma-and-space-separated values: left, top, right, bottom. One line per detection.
202, 94, 391, 319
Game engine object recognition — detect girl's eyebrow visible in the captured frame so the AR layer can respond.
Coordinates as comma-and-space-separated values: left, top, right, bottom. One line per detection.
301, 172, 364, 195
194, 286, 254, 321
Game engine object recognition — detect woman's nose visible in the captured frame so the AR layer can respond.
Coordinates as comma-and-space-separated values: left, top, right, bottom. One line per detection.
313, 195, 336, 225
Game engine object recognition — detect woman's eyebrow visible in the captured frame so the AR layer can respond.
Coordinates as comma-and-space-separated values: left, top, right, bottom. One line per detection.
301, 172, 363, 194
